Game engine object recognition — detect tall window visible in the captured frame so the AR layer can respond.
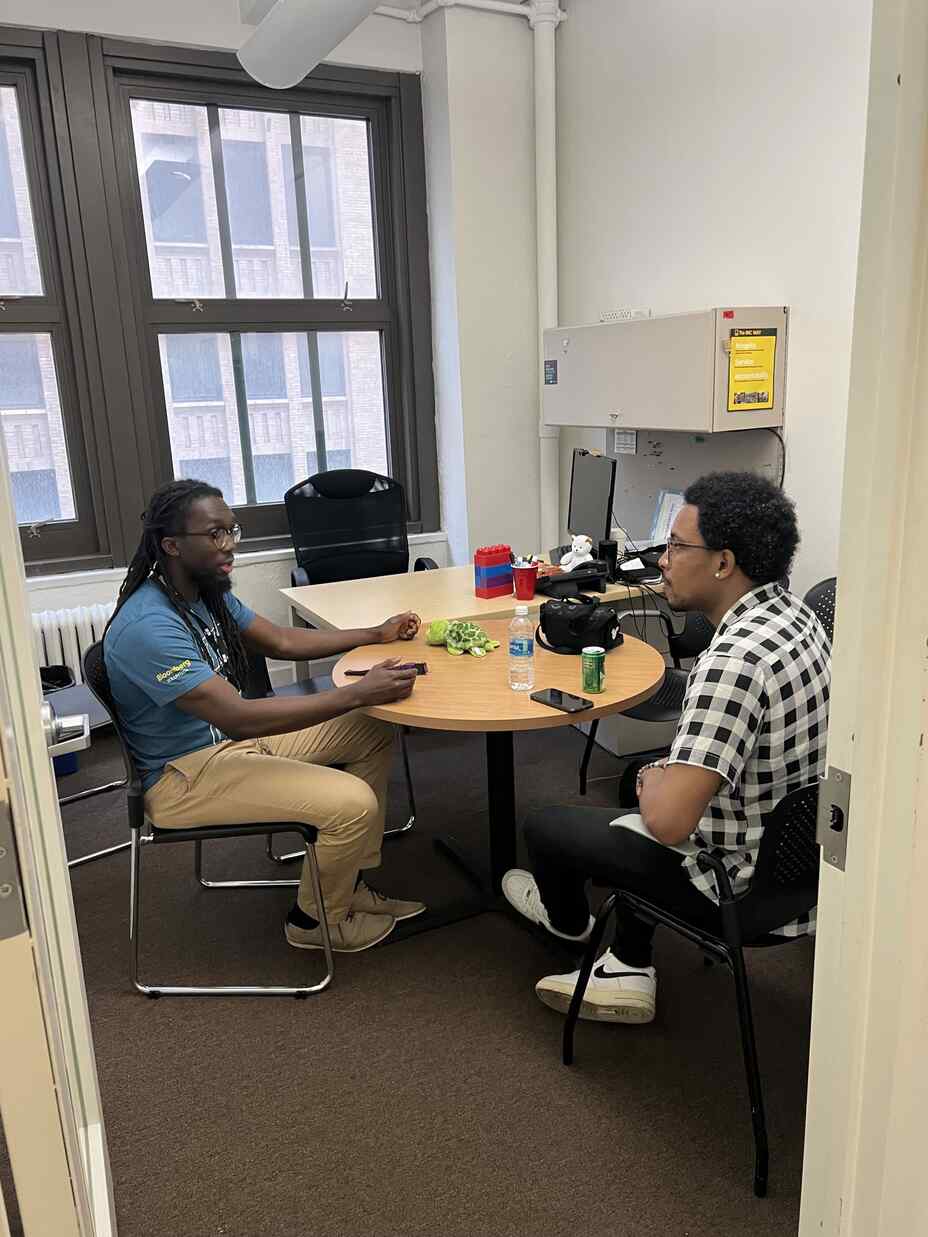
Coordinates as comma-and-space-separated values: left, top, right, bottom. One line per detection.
122, 80, 421, 540
0, 32, 436, 570
0, 58, 99, 567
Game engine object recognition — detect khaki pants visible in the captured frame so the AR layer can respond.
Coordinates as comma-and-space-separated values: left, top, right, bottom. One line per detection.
144, 712, 395, 922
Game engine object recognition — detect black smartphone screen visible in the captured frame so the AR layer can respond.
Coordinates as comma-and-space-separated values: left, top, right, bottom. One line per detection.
530, 688, 594, 713
344, 662, 427, 677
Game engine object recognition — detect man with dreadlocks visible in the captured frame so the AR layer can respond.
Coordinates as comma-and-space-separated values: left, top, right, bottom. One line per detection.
104, 479, 426, 953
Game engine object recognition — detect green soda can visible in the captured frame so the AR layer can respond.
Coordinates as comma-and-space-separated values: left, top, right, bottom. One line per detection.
581, 646, 606, 695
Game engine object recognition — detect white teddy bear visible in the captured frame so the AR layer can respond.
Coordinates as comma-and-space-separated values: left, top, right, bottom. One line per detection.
559, 533, 595, 571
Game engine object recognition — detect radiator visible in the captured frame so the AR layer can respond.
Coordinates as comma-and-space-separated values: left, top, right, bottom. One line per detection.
32, 603, 115, 685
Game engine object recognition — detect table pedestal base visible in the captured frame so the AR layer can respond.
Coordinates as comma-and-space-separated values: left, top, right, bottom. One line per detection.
387, 731, 518, 941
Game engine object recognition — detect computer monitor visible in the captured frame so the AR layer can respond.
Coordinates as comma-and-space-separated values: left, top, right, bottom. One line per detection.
567, 448, 616, 544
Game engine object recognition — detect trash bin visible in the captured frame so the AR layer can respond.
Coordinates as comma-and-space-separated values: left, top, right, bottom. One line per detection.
40, 664, 75, 693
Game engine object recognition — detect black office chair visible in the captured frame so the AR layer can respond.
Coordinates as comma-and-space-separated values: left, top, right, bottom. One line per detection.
282, 469, 436, 855
43, 682, 132, 868
82, 642, 334, 999
243, 652, 418, 862
562, 783, 820, 1198
803, 577, 836, 641
285, 469, 437, 587
578, 609, 715, 796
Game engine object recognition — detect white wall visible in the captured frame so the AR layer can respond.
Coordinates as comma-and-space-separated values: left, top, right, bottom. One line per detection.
420, 13, 469, 565
0, 1, 422, 71
421, 7, 540, 564
555, 0, 873, 594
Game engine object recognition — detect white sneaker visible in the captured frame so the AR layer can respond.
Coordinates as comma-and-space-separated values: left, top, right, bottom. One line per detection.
501, 869, 594, 942
535, 949, 657, 1023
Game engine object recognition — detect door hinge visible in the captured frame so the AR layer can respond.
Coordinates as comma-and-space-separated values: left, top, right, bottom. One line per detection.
0, 798, 28, 940
817, 766, 851, 872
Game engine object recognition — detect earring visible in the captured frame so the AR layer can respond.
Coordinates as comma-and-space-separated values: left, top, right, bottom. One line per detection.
715, 571, 722, 578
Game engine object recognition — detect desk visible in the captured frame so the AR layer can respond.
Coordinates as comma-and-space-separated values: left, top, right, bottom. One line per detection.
282, 563, 663, 633
333, 618, 665, 898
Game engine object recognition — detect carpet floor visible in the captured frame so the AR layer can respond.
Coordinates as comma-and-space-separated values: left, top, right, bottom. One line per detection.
7, 725, 813, 1237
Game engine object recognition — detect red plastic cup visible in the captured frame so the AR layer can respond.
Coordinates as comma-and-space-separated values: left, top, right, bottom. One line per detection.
512, 564, 538, 600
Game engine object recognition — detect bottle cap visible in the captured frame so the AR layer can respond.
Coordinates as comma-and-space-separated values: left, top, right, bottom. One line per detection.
515, 605, 528, 616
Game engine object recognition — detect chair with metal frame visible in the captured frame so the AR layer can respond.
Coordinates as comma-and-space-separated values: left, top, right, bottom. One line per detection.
41, 681, 130, 868
578, 609, 715, 796
82, 641, 334, 999
561, 783, 820, 1198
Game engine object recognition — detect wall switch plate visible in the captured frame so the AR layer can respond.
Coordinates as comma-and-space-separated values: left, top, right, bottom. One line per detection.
613, 429, 638, 455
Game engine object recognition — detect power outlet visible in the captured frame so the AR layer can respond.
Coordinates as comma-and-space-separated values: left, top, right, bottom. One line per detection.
599, 308, 652, 324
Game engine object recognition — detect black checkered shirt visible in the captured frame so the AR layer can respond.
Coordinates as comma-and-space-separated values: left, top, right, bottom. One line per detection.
667, 582, 831, 936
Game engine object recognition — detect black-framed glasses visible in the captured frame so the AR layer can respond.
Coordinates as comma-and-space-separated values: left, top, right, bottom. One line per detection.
178, 524, 243, 548
665, 537, 715, 563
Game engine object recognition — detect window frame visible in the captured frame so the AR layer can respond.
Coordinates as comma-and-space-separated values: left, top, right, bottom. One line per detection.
104, 48, 437, 548
0, 28, 438, 574
0, 43, 112, 570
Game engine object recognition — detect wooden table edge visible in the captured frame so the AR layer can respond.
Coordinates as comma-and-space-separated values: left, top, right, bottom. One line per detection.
350, 678, 664, 732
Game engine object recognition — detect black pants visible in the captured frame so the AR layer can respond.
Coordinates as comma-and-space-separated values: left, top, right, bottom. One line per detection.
524, 806, 723, 967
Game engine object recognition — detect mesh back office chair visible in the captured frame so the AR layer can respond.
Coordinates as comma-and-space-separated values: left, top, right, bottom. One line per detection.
578, 610, 716, 796
803, 577, 836, 641
83, 642, 334, 999
280, 469, 437, 858
562, 784, 820, 1198
285, 469, 437, 588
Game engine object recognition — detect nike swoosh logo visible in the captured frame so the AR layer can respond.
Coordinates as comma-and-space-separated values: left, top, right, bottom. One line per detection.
593, 965, 651, 980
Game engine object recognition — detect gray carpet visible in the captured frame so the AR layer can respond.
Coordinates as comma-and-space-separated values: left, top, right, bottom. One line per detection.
34, 726, 811, 1236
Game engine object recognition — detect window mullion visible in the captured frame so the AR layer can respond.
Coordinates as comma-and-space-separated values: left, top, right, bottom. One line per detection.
228, 331, 257, 505
145, 299, 391, 327
288, 112, 315, 299
206, 104, 236, 299
304, 331, 328, 473
0, 300, 59, 324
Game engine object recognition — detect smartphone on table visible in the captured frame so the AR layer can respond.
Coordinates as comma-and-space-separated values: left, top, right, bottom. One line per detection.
530, 688, 594, 713
344, 663, 428, 677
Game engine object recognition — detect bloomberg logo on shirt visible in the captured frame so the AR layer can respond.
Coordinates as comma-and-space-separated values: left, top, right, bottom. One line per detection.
156, 659, 193, 684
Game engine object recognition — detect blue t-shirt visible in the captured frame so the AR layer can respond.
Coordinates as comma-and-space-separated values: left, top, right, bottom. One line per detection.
104, 580, 256, 790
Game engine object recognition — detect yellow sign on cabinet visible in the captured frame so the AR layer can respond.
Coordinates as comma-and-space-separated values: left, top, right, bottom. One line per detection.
727, 327, 777, 412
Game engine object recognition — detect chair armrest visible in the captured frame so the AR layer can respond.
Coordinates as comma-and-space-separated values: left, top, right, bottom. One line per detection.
696, 848, 738, 904
291, 566, 310, 588
413, 556, 439, 571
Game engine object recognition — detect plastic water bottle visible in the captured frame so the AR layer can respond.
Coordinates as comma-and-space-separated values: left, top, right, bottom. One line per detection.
508, 605, 535, 691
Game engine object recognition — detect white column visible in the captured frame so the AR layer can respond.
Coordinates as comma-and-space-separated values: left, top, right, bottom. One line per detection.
531, 0, 561, 554
420, 5, 540, 560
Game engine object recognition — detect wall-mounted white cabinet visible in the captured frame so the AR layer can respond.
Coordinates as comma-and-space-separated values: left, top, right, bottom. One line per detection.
542, 305, 788, 433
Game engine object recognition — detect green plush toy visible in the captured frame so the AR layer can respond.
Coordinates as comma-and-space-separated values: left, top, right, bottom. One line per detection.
445, 620, 500, 657
425, 617, 500, 657
426, 619, 450, 646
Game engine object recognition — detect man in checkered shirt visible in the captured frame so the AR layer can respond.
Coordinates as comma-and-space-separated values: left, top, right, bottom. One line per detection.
503, 472, 831, 1024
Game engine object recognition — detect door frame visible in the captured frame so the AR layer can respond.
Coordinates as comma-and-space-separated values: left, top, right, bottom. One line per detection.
0, 432, 116, 1232
799, 0, 928, 1231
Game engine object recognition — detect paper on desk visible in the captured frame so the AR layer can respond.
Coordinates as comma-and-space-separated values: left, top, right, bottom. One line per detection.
620, 557, 645, 573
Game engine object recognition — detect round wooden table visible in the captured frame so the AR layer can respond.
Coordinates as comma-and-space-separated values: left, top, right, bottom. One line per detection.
333, 619, 665, 897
